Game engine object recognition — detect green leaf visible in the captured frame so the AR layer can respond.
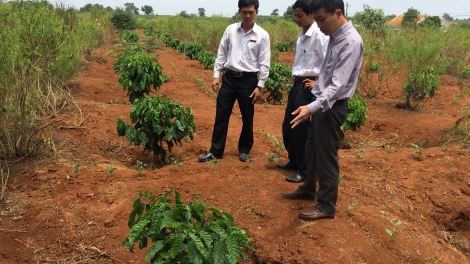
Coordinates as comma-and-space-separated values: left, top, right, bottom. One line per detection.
199, 230, 213, 248
169, 233, 186, 258
213, 240, 227, 264
187, 241, 203, 264
226, 235, 242, 264
145, 240, 163, 261
128, 219, 150, 245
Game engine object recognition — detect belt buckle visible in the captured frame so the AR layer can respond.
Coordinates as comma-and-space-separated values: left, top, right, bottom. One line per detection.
232, 71, 242, 77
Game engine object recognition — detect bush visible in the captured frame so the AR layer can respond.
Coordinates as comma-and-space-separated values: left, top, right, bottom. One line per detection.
113, 44, 144, 72
122, 189, 253, 263
119, 29, 139, 44
116, 95, 196, 164
184, 42, 203, 60
117, 53, 164, 103
196, 50, 217, 69
341, 96, 368, 135
110, 8, 136, 30
274, 41, 290, 52
264, 63, 291, 104
400, 66, 443, 109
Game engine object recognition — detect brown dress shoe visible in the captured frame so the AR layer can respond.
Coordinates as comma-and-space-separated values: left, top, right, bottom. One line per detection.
282, 190, 315, 201
299, 206, 335, 220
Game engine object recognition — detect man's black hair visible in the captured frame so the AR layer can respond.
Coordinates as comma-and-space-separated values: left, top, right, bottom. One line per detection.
311, 0, 344, 16
238, 0, 259, 10
293, 0, 313, 15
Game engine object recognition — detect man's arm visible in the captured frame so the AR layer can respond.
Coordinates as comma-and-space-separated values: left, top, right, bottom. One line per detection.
256, 33, 270, 88
307, 40, 363, 114
212, 29, 230, 93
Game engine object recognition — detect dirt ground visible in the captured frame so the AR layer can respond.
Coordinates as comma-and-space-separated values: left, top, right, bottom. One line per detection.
1, 38, 470, 264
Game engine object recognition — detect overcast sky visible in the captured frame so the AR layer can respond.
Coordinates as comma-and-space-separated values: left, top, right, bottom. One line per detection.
64, 0, 470, 19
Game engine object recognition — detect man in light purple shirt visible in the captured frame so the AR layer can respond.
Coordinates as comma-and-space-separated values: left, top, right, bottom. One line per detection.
283, 0, 364, 221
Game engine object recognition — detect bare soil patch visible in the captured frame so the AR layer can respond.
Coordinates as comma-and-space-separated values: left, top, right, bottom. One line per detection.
1, 40, 469, 263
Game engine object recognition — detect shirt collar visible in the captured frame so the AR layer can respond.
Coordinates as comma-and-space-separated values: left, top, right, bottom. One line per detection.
237, 22, 259, 33
303, 22, 319, 37
330, 21, 352, 41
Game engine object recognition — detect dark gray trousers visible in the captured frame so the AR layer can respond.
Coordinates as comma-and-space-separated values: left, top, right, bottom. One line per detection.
297, 101, 348, 214
282, 82, 314, 176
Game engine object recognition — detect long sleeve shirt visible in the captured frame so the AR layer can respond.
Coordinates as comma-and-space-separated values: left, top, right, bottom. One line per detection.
292, 22, 329, 77
213, 22, 271, 87
307, 21, 363, 114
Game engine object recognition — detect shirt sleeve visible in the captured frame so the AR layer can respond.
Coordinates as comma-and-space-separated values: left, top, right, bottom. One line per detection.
307, 40, 362, 114
213, 28, 229, 79
257, 33, 271, 87
315, 33, 329, 65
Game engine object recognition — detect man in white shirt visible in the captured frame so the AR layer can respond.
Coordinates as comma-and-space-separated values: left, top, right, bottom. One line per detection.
198, 0, 270, 162
277, 0, 329, 183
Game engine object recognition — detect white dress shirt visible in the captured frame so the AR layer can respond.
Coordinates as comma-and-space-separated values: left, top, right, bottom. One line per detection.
292, 22, 329, 77
213, 22, 271, 87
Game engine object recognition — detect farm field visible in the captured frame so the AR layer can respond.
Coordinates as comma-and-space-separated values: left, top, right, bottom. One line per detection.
1, 38, 470, 263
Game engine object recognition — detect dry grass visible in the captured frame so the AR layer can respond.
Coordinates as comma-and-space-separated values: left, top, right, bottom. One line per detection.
0, 159, 9, 202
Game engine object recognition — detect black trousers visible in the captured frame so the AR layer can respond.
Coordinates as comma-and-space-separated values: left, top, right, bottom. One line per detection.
297, 101, 348, 214
282, 82, 315, 176
209, 73, 258, 157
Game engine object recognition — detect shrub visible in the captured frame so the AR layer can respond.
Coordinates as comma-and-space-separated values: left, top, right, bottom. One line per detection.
110, 8, 136, 30
274, 41, 290, 52
113, 44, 144, 72
341, 96, 368, 137
119, 29, 139, 44
122, 189, 253, 263
264, 63, 291, 104
196, 50, 217, 70
400, 66, 443, 109
116, 95, 196, 164
117, 53, 164, 103
184, 42, 203, 60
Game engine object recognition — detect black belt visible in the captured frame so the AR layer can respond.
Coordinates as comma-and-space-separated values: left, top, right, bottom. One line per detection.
226, 69, 258, 77
293, 76, 318, 83
334, 99, 348, 106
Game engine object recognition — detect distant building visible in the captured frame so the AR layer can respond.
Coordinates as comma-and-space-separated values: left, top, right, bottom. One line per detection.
386, 14, 451, 29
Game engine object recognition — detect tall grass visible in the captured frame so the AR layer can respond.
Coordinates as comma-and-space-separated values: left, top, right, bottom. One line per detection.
0, 1, 112, 159
136, 15, 299, 53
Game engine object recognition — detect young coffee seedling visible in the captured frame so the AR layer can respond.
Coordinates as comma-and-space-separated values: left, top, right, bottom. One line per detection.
73, 162, 80, 173
385, 219, 402, 237
106, 161, 118, 174
348, 201, 359, 211
266, 152, 279, 163
135, 160, 147, 175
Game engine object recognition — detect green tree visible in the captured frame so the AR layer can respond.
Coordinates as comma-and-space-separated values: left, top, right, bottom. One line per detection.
124, 2, 139, 15
111, 7, 136, 29
141, 5, 153, 15
232, 11, 240, 21
420, 16, 441, 29
106, 6, 113, 12
385, 14, 396, 21
353, 5, 387, 34
79, 3, 92, 12
442, 13, 453, 21
401, 7, 420, 28
271, 8, 279, 16
178, 10, 189, 18
198, 7, 205, 17
283, 4, 294, 20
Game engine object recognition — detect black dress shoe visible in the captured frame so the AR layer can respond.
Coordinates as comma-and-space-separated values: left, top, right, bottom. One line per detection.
198, 152, 217, 162
277, 162, 296, 171
239, 153, 249, 162
285, 173, 305, 183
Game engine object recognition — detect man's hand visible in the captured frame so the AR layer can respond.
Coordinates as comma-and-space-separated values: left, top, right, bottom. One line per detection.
250, 87, 262, 104
303, 79, 315, 91
212, 78, 221, 93
290, 106, 311, 129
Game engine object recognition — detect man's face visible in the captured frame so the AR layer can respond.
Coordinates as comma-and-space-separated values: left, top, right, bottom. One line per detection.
313, 7, 340, 36
293, 8, 313, 28
238, 5, 258, 25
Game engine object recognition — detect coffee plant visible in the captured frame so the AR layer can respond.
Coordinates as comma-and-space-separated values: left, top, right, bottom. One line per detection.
400, 66, 443, 109
183, 42, 203, 60
341, 96, 369, 139
113, 44, 144, 72
122, 189, 253, 263
274, 41, 290, 52
264, 63, 291, 104
119, 29, 139, 44
196, 50, 216, 70
117, 53, 164, 103
116, 95, 196, 164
